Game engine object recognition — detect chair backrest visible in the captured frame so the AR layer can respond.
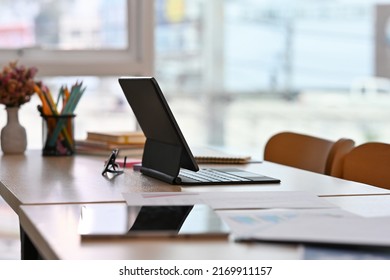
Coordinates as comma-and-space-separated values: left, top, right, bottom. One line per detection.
325, 138, 356, 178
264, 131, 355, 176
342, 142, 390, 190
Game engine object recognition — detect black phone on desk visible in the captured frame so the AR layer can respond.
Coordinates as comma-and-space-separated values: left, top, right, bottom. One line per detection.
78, 203, 230, 239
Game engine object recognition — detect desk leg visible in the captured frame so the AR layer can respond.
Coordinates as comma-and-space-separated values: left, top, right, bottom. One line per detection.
20, 225, 42, 260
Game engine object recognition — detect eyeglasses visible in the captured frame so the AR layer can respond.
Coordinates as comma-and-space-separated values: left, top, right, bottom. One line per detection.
102, 149, 127, 176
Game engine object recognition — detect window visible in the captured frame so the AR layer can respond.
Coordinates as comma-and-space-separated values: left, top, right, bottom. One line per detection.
154, 0, 390, 152
0, 0, 153, 149
2, 0, 390, 153
0, 0, 153, 76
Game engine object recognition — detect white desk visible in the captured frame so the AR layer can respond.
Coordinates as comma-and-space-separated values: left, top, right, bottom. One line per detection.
1, 150, 389, 259
324, 195, 390, 217
19, 195, 390, 260
1, 150, 388, 215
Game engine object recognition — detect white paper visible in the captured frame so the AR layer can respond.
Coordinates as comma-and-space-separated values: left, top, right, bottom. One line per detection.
122, 191, 336, 209
222, 209, 390, 247
217, 208, 357, 235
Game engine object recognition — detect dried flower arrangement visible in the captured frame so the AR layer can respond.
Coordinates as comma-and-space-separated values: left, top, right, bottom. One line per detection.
0, 61, 40, 107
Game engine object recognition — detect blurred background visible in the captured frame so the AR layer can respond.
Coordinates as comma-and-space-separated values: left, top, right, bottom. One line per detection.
2, 0, 390, 259
2, 0, 390, 153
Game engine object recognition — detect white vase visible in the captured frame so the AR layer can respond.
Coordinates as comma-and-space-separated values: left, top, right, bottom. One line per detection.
1, 107, 27, 154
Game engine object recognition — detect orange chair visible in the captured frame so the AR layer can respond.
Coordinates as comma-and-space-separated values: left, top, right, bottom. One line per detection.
341, 142, 390, 190
325, 138, 356, 178
264, 131, 355, 177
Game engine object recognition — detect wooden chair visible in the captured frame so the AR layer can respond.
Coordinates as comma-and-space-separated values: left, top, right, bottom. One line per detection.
325, 137, 356, 178
342, 142, 390, 190
264, 131, 355, 177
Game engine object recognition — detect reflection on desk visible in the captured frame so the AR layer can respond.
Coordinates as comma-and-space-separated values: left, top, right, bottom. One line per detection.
19, 203, 299, 260
78, 204, 230, 239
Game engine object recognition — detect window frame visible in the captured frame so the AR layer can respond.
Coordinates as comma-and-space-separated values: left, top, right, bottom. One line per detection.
0, 0, 154, 77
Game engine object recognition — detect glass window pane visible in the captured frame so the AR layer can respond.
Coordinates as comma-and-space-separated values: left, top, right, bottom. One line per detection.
0, 0, 127, 50
154, 0, 390, 151
4, 0, 390, 153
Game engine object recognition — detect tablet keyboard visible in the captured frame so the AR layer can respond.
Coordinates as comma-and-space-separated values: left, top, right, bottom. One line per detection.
179, 168, 251, 183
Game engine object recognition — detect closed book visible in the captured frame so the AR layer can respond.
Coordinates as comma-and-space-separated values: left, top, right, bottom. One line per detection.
75, 139, 144, 150
75, 145, 143, 158
86, 131, 146, 144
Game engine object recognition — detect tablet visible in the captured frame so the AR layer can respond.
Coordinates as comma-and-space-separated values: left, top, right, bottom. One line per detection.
78, 203, 230, 239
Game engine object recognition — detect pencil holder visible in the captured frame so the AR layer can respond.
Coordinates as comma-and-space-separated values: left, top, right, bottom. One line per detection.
41, 114, 76, 156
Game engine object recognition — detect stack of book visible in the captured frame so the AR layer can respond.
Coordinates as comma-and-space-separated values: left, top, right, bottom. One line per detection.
75, 131, 145, 158
76, 133, 254, 164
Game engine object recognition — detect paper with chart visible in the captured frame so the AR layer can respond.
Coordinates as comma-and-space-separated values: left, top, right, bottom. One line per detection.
218, 208, 390, 247
122, 191, 336, 209
217, 208, 357, 235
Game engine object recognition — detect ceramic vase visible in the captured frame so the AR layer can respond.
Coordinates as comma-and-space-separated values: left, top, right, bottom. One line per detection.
1, 107, 27, 154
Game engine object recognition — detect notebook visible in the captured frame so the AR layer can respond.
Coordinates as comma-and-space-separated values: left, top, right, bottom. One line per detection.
192, 147, 253, 164
118, 77, 280, 185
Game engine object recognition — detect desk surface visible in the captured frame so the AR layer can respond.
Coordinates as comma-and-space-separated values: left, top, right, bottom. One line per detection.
1, 150, 389, 213
19, 195, 390, 260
